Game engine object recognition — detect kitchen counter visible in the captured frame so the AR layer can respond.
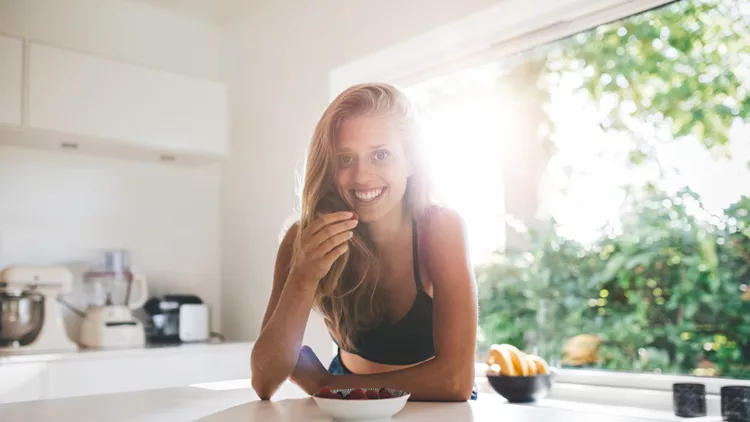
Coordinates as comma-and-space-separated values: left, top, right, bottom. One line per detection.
0, 342, 252, 404
0, 341, 252, 364
0, 378, 724, 422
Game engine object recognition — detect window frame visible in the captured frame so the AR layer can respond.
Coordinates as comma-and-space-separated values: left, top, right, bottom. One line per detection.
330, 0, 750, 393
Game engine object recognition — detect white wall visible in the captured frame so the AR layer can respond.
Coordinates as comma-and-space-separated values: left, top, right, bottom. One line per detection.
220, 0, 503, 360
0, 0, 224, 337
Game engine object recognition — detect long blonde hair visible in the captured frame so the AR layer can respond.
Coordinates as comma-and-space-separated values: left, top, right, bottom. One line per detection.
296, 82, 433, 351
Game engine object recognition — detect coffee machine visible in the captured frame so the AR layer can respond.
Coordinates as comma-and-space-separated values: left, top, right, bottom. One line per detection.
0, 266, 78, 353
143, 294, 210, 344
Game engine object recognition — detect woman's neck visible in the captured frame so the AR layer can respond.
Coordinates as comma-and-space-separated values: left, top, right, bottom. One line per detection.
366, 205, 411, 247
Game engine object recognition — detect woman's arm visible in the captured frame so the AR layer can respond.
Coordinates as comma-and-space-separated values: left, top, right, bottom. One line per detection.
325, 208, 478, 401
251, 212, 358, 399
250, 223, 315, 399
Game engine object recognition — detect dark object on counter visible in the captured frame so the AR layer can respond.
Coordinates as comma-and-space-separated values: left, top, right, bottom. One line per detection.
486, 374, 553, 403
673, 383, 707, 418
143, 295, 203, 344
722, 386, 750, 422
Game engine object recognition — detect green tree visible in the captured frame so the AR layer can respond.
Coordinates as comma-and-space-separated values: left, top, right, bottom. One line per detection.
547, 0, 750, 153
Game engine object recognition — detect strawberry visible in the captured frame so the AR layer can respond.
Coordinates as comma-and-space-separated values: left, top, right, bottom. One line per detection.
317, 387, 333, 397
365, 390, 380, 400
379, 388, 392, 399
346, 388, 368, 400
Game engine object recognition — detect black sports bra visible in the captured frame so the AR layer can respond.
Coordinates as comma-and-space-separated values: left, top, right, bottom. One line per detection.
337, 221, 435, 365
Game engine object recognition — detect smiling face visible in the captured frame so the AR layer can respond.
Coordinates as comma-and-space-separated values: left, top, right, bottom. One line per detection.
334, 114, 411, 223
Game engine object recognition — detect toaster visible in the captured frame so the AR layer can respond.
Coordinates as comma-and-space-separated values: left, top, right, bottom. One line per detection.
143, 295, 210, 344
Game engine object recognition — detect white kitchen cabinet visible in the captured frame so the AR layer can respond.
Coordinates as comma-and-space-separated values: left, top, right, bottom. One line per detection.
0, 362, 51, 403
47, 346, 249, 399
0, 342, 252, 404
26, 42, 228, 160
0, 35, 23, 128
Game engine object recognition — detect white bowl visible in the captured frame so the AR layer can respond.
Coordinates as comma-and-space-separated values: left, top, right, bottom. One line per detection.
312, 388, 410, 421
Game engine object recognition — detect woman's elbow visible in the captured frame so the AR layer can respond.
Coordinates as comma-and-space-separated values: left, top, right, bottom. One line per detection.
251, 364, 286, 400
448, 384, 474, 402
250, 349, 283, 400
251, 379, 271, 400
441, 382, 473, 402
443, 366, 474, 401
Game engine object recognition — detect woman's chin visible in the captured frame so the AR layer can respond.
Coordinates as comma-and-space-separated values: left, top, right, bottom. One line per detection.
352, 210, 378, 223
354, 204, 404, 224
351, 206, 386, 223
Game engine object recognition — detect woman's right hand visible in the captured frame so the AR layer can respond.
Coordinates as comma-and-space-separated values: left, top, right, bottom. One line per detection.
289, 211, 358, 286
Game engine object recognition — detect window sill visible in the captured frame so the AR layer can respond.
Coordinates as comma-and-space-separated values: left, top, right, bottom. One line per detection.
475, 362, 750, 394
475, 362, 750, 418
476, 377, 721, 417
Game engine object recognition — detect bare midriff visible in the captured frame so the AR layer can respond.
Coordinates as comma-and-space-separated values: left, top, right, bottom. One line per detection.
339, 349, 432, 374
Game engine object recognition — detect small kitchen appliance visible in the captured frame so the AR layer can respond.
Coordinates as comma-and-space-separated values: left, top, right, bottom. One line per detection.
0, 265, 78, 353
143, 294, 210, 344
79, 250, 148, 349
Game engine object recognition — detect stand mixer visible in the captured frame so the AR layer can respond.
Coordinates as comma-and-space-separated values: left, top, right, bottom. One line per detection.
0, 266, 79, 354
79, 250, 148, 349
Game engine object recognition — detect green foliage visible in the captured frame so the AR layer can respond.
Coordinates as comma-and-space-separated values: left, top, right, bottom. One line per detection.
477, 188, 750, 379
475, 0, 750, 380
547, 0, 750, 151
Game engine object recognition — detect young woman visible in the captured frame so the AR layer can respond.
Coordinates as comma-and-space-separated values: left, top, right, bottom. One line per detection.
250, 83, 478, 402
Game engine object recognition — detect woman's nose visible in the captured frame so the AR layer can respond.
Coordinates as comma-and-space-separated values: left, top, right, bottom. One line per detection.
353, 161, 376, 184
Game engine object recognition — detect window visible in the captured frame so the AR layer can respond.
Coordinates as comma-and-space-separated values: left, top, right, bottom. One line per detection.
406, 0, 750, 381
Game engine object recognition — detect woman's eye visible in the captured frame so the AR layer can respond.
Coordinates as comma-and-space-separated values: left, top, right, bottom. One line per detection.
373, 150, 390, 161
339, 155, 354, 166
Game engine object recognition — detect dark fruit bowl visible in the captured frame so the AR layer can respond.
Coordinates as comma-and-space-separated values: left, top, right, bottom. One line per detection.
486, 373, 554, 403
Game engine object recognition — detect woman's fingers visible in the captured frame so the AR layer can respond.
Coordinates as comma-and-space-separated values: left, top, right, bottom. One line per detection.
317, 231, 353, 257
322, 242, 349, 268
307, 212, 353, 235
309, 219, 358, 248
292, 212, 356, 281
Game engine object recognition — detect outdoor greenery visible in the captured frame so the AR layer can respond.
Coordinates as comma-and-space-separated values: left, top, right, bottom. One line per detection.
550, 0, 750, 151
478, 188, 750, 378
476, 0, 750, 379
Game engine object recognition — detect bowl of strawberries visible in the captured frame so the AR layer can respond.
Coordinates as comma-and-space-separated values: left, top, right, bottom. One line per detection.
312, 387, 410, 421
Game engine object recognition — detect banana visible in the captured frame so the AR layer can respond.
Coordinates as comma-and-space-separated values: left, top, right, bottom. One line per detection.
526, 354, 550, 375
487, 344, 551, 377
499, 344, 532, 376
486, 344, 517, 376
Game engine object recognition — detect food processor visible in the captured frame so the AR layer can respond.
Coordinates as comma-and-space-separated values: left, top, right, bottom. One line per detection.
79, 250, 148, 349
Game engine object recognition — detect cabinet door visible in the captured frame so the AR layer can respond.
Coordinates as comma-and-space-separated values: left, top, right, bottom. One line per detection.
0, 362, 49, 403
0, 35, 23, 128
27, 43, 228, 156
46, 346, 250, 400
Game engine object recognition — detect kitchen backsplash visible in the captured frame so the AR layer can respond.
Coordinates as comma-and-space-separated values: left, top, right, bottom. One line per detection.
0, 144, 223, 335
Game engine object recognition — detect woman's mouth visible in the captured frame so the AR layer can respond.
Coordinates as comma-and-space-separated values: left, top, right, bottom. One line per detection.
352, 187, 386, 203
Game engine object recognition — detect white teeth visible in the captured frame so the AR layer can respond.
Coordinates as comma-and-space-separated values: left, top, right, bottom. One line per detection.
354, 188, 384, 202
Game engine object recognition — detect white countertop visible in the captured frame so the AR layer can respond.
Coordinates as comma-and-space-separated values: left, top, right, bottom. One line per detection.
0, 378, 724, 422
0, 341, 253, 364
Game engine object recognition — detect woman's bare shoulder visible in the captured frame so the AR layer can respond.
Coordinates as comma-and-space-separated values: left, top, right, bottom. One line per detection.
281, 220, 300, 241
417, 205, 465, 235
415, 205, 468, 269
278, 221, 300, 256
273, 221, 300, 282
416, 206, 473, 290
